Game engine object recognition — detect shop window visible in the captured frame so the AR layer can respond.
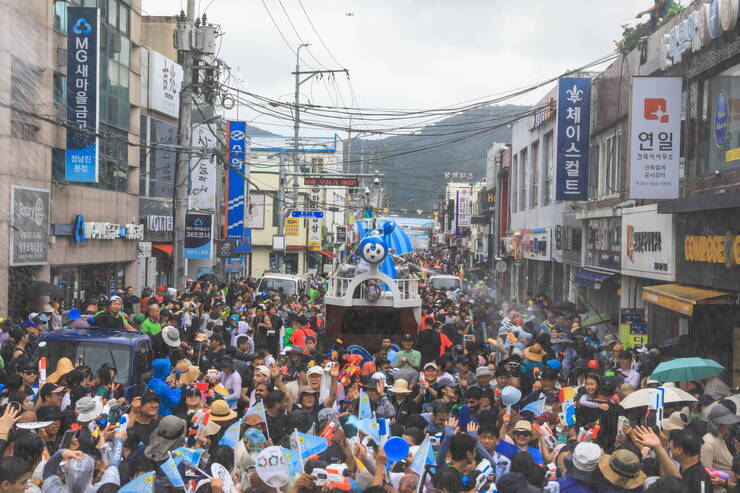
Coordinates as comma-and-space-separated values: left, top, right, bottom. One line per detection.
597, 132, 621, 199
52, 148, 65, 181
519, 149, 527, 211
530, 141, 539, 208
542, 131, 553, 206
697, 64, 740, 175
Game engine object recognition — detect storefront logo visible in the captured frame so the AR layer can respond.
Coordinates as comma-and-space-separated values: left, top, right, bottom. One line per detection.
714, 90, 729, 148
644, 98, 669, 123
626, 225, 662, 262
73, 215, 85, 243
684, 232, 740, 268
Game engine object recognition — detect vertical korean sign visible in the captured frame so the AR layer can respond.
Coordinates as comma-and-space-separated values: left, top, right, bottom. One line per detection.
184, 213, 212, 259
226, 121, 247, 239
555, 77, 591, 201
629, 77, 681, 199
188, 124, 217, 210
455, 188, 472, 235
308, 218, 322, 251
66, 7, 100, 182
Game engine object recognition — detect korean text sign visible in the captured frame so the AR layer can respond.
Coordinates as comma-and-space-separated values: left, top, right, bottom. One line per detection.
66, 7, 100, 182
555, 78, 591, 201
184, 213, 213, 259
226, 121, 247, 239
10, 186, 49, 266
629, 77, 681, 199
188, 124, 217, 210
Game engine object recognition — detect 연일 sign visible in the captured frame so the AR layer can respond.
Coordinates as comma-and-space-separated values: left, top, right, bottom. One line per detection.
184, 213, 212, 259
10, 186, 49, 266
629, 77, 682, 199
66, 7, 100, 183
555, 77, 591, 201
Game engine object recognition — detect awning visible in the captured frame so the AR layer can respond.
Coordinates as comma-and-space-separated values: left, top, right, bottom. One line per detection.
153, 244, 173, 257
573, 269, 614, 289
642, 283, 735, 316
319, 250, 335, 259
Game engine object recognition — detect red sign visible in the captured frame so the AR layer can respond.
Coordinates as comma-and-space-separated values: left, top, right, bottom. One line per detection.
304, 177, 359, 187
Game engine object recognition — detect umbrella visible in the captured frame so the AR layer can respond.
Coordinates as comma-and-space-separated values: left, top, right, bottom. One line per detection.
582, 313, 616, 328
551, 300, 577, 312
621, 387, 697, 410
650, 358, 725, 383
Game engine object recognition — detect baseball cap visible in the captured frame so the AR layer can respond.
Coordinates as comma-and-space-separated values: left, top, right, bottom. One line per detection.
424, 362, 439, 371
475, 367, 492, 378
402, 334, 414, 342
307, 366, 323, 377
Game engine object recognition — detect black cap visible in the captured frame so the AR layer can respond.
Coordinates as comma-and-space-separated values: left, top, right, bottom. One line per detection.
36, 405, 64, 421
140, 389, 160, 404
402, 334, 414, 342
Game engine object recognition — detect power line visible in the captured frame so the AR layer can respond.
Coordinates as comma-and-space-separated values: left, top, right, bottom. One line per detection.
259, 0, 315, 70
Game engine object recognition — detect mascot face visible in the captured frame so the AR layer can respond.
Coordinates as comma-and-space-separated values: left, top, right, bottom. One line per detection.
360, 236, 388, 264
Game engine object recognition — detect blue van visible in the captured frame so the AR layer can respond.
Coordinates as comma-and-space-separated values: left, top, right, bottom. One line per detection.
38, 328, 153, 396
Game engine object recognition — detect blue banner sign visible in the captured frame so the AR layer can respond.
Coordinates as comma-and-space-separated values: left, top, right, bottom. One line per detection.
184, 213, 212, 259
226, 121, 247, 239
290, 210, 325, 219
235, 228, 252, 253
66, 7, 100, 182
555, 77, 591, 201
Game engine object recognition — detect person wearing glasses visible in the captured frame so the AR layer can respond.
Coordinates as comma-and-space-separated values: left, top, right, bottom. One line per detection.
495, 419, 545, 465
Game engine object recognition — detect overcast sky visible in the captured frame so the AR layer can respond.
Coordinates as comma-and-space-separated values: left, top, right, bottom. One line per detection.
142, 0, 649, 137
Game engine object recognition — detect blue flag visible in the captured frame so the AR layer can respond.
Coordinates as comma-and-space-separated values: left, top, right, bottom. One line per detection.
359, 390, 372, 419
409, 436, 434, 476
347, 415, 381, 444
160, 456, 184, 488
283, 446, 303, 476
291, 430, 328, 459
219, 421, 241, 448
171, 447, 205, 467
521, 397, 546, 417
119, 472, 154, 493
244, 400, 267, 423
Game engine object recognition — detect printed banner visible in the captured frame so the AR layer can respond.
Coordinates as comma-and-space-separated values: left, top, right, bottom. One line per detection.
308, 218, 321, 251
629, 77, 682, 199
10, 186, 49, 266
188, 124, 217, 210
66, 7, 100, 182
184, 213, 212, 259
555, 77, 591, 200
226, 121, 247, 239
455, 188, 472, 235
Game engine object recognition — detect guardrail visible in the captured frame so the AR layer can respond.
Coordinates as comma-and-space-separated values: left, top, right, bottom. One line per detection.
327, 276, 420, 301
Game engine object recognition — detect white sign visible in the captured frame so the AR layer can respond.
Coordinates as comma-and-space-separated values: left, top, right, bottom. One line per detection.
456, 188, 472, 230
308, 217, 322, 251
148, 51, 182, 118
84, 222, 144, 240
188, 124, 217, 210
246, 193, 265, 229
621, 204, 675, 281
521, 228, 551, 261
137, 241, 152, 258
146, 215, 173, 232
629, 77, 682, 199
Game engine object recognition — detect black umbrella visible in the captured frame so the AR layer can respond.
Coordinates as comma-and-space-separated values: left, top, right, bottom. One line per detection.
26, 281, 64, 298
550, 300, 577, 312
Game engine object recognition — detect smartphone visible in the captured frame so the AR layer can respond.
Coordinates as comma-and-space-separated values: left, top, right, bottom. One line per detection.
61, 429, 78, 449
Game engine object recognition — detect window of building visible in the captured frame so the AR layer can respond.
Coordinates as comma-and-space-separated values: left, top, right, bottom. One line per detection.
511, 155, 518, 213
530, 141, 539, 208
519, 149, 527, 211
543, 131, 553, 205
139, 116, 176, 198
10, 56, 42, 142
311, 157, 324, 174
98, 125, 129, 192
272, 195, 281, 228
52, 148, 65, 182
697, 63, 740, 175
597, 132, 621, 199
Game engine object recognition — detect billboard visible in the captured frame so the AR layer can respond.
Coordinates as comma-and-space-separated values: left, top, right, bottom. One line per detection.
148, 50, 182, 118
66, 7, 100, 182
188, 124, 217, 210
184, 213, 212, 259
629, 77, 682, 199
226, 121, 247, 239
10, 186, 49, 266
455, 188, 471, 234
555, 77, 591, 200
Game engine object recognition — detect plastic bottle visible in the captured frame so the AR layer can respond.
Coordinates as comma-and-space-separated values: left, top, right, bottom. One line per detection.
543, 480, 560, 493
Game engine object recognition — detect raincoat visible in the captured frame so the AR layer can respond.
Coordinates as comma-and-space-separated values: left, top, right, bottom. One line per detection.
147, 358, 182, 416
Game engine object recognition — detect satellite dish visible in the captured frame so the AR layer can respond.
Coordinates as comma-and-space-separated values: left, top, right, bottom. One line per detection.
495, 261, 508, 273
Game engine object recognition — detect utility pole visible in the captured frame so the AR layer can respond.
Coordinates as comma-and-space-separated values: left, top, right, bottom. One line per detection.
173, 0, 195, 291
276, 152, 286, 271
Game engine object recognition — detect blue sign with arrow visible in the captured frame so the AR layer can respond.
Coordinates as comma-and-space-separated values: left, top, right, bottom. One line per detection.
290, 210, 325, 219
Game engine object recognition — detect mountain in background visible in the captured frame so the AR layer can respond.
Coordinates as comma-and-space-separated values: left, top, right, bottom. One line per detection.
348, 104, 530, 212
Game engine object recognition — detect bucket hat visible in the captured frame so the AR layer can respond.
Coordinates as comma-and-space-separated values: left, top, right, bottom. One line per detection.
565, 442, 602, 484
75, 396, 104, 423
162, 326, 181, 348
598, 449, 646, 490
145, 415, 187, 462
210, 399, 237, 422
389, 379, 413, 394
523, 344, 545, 362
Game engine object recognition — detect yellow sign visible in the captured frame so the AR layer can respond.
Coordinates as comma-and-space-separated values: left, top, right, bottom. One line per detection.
726, 147, 740, 163
642, 290, 694, 316
284, 218, 300, 236
684, 233, 740, 268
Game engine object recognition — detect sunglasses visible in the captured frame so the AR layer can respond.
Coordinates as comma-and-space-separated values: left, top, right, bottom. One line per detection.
22, 370, 38, 375
513, 430, 532, 437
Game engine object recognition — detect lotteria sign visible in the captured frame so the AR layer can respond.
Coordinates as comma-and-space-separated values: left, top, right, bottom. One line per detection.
659, 0, 739, 69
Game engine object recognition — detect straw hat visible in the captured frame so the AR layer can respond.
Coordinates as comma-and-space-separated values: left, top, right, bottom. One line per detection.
389, 379, 412, 394
47, 358, 75, 384
598, 450, 646, 490
174, 360, 201, 386
523, 344, 545, 362
210, 399, 237, 422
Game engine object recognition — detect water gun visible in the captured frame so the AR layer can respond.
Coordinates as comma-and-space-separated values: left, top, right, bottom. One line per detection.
546, 463, 557, 481
327, 339, 343, 359
320, 421, 337, 444
706, 468, 730, 480
324, 464, 352, 491
533, 423, 557, 449
585, 337, 600, 349
338, 354, 362, 385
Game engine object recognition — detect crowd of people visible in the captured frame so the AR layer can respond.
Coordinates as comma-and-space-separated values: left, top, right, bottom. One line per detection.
0, 257, 736, 493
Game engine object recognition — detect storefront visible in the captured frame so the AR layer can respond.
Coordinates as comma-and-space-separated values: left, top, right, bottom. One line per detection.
52, 263, 127, 309
553, 213, 582, 302
137, 204, 174, 289
644, 202, 740, 382
519, 228, 551, 298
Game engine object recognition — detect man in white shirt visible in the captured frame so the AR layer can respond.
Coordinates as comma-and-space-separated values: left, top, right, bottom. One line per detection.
616, 350, 641, 388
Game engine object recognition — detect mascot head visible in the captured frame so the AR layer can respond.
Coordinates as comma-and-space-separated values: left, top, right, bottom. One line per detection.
359, 235, 388, 264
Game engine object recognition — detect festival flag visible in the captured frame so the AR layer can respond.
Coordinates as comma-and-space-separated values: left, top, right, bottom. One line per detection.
346, 415, 381, 444
171, 447, 205, 468
244, 401, 267, 423
283, 447, 303, 475
119, 472, 154, 493
358, 390, 372, 419
291, 430, 329, 459
219, 421, 242, 448
161, 456, 185, 488
410, 435, 435, 477
521, 397, 546, 417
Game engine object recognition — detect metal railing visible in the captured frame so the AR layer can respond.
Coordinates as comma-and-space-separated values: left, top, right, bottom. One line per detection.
327, 275, 420, 301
